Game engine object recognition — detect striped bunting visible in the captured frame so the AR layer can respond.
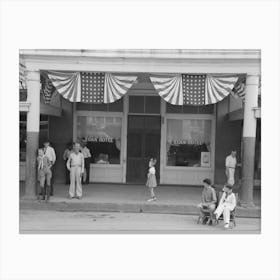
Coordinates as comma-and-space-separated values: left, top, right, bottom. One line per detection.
205, 75, 239, 104
19, 60, 26, 89
46, 71, 137, 103
47, 71, 81, 102
230, 74, 246, 100
104, 73, 137, 103
150, 74, 242, 105
150, 74, 183, 105
40, 73, 56, 104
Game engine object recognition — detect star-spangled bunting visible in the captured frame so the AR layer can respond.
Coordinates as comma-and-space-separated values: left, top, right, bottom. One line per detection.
45, 70, 246, 105
81, 72, 105, 103
46, 71, 137, 104
150, 74, 241, 105
182, 74, 206, 105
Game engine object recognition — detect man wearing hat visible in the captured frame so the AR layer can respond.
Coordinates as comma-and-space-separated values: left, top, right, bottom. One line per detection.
214, 184, 236, 229
43, 139, 56, 196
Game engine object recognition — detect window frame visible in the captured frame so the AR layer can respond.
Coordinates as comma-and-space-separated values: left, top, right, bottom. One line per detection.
164, 113, 215, 171
75, 110, 124, 167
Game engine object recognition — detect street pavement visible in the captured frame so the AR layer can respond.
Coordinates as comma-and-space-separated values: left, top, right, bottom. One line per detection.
19, 210, 261, 234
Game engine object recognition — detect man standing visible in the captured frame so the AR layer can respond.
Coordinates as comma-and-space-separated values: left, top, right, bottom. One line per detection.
67, 142, 84, 199
197, 178, 217, 225
43, 139, 56, 196
225, 150, 237, 186
80, 139, 92, 184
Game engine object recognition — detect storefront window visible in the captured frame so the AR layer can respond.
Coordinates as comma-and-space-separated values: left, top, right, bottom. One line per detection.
166, 119, 212, 167
77, 116, 122, 164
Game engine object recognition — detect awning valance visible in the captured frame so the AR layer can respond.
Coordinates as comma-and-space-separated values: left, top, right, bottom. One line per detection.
150, 74, 246, 105
41, 71, 246, 105
44, 71, 137, 104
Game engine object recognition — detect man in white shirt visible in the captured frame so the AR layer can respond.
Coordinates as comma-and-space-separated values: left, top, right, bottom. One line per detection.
67, 142, 85, 199
43, 139, 56, 195
225, 150, 237, 186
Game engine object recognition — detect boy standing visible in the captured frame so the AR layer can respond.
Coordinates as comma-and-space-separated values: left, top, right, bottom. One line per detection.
214, 184, 236, 229
37, 149, 52, 202
197, 178, 217, 225
43, 139, 56, 195
67, 143, 85, 199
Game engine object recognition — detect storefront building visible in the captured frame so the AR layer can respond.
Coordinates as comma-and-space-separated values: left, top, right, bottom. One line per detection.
20, 49, 261, 207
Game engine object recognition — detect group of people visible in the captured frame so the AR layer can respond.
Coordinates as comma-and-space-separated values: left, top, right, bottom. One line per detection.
37, 140, 238, 229
196, 149, 239, 229
197, 179, 236, 229
37, 139, 92, 202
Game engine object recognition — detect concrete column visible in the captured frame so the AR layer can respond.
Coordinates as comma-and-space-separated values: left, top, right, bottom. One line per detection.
240, 74, 259, 207
24, 70, 40, 198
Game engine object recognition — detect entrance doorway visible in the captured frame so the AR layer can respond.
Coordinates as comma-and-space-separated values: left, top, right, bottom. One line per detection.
126, 115, 161, 183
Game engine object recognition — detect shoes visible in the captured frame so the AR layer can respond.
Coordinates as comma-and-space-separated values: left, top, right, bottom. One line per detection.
208, 219, 213, 226
76, 196, 82, 199
147, 197, 157, 202
202, 217, 208, 224
224, 223, 230, 229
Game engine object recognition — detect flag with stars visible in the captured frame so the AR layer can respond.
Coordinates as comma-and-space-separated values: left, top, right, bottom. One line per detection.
46, 71, 137, 104
182, 74, 206, 105
81, 72, 105, 103
150, 74, 241, 105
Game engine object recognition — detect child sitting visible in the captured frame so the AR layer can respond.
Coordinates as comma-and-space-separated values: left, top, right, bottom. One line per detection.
37, 148, 52, 202
146, 158, 157, 202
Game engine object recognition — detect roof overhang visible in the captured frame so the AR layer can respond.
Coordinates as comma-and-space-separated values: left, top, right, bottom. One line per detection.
20, 49, 261, 75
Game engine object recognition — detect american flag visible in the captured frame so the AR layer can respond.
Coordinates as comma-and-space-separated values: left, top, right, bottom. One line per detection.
40, 73, 56, 104
150, 74, 240, 105
81, 72, 105, 103
46, 71, 137, 104
182, 74, 206, 105
231, 74, 246, 100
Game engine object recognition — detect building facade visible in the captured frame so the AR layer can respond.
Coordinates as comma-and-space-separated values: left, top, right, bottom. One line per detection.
19, 49, 261, 207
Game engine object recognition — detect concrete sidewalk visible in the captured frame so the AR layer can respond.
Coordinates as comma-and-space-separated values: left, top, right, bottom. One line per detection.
20, 183, 261, 218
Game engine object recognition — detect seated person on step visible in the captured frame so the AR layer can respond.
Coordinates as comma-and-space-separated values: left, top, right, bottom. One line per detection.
214, 184, 236, 229
197, 178, 217, 225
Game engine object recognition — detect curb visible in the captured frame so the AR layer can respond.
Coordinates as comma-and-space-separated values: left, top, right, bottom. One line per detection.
20, 200, 261, 218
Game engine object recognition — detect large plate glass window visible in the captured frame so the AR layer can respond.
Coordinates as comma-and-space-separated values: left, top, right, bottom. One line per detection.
166, 119, 212, 167
77, 116, 122, 164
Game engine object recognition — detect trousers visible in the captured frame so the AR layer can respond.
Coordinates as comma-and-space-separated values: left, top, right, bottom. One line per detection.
226, 168, 235, 185
214, 203, 235, 224
69, 166, 82, 198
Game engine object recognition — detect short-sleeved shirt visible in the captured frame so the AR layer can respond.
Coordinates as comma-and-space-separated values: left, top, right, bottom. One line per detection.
202, 186, 217, 204
225, 155, 237, 169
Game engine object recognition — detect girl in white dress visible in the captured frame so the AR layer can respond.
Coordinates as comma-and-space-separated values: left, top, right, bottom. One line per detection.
146, 158, 157, 202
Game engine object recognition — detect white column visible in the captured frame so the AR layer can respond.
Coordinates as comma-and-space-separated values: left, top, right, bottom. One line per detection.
240, 74, 259, 207
24, 70, 41, 198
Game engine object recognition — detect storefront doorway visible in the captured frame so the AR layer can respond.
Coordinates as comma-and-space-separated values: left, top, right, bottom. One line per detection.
126, 115, 161, 183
